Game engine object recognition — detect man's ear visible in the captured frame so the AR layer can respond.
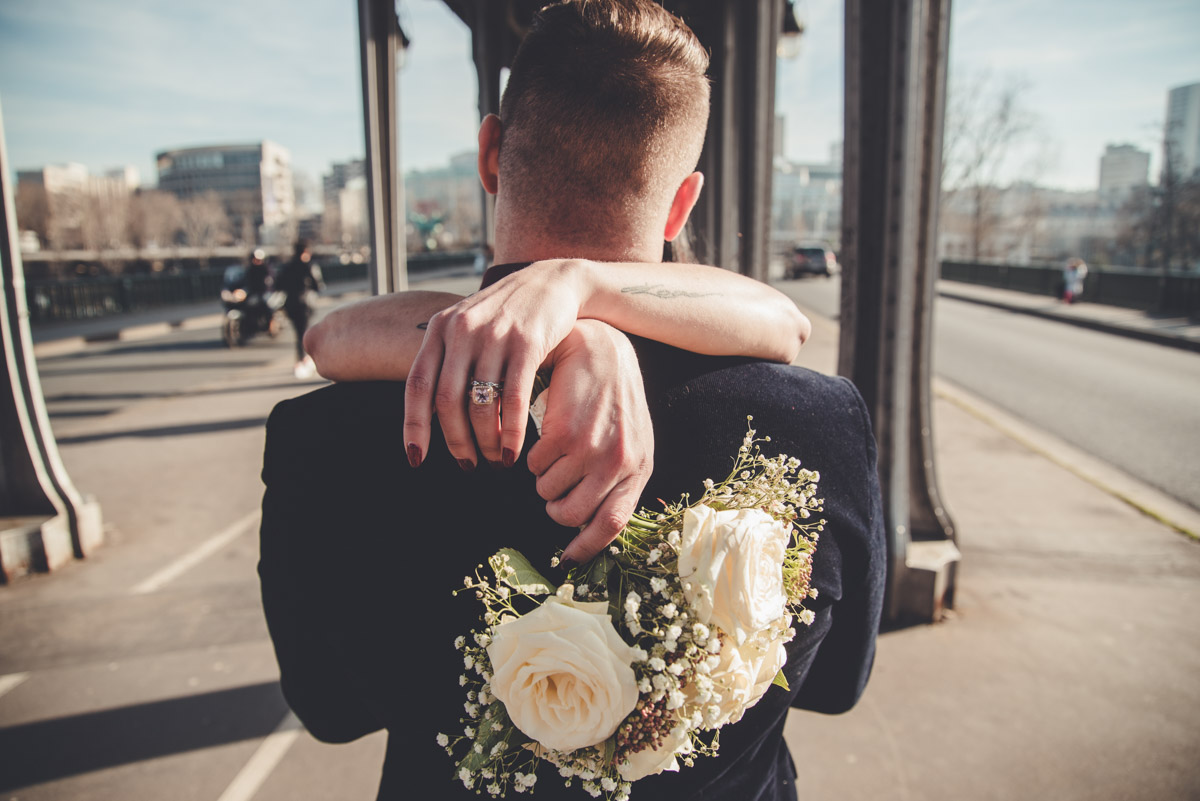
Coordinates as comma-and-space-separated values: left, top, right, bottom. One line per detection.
664, 171, 704, 242
477, 114, 502, 195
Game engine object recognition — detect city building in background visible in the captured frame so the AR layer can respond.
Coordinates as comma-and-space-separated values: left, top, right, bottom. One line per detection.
320, 158, 367, 246
771, 153, 843, 275
1165, 81, 1200, 179
155, 141, 295, 245
16, 162, 141, 252
403, 151, 482, 251
1098, 143, 1150, 201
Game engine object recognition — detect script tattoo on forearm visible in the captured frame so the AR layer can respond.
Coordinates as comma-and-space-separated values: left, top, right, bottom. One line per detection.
621, 284, 718, 300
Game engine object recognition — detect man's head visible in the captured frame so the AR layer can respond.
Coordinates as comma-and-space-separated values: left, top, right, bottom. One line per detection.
480, 0, 710, 263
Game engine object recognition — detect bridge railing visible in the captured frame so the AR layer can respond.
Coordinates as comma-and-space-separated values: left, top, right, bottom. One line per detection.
24, 251, 476, 324
939, 261, 1200, 316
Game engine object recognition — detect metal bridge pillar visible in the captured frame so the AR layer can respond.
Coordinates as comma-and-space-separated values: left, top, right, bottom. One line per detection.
841, 0, 959, 625
0, 102, 103, 582
358, 0, 408, 295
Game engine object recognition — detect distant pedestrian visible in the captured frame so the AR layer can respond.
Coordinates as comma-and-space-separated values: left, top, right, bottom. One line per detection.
1062, 257, 1087, 304
276, 239, 324, 378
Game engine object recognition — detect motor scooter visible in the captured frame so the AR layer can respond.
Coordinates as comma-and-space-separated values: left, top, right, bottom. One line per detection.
220, 265, 283, 347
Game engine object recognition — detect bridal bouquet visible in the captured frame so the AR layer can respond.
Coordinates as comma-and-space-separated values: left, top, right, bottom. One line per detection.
439, 421, 823, 799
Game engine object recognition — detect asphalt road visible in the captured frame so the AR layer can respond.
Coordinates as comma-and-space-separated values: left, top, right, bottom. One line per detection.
778, 275, 1200, 511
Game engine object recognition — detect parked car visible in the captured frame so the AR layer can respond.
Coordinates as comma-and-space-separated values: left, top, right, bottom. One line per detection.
787, 244, 839, 278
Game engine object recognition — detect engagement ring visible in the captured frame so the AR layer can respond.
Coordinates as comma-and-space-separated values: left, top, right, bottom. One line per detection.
469, 380, 503, 405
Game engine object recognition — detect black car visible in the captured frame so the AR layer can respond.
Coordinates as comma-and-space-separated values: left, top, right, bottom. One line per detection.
787, 245, 839, 278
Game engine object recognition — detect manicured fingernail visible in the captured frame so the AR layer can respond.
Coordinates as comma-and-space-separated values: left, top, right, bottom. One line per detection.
406, 444, 422, 468
457, 459, 476, 473
502, 448, 517, 469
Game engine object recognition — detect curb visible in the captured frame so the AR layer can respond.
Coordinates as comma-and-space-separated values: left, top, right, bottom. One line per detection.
934, 378, 1200, 541
937, 288, 1200, 353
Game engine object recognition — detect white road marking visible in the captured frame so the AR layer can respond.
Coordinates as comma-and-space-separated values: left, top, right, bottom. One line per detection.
131, 510, 260, 595
0, 672, 29, 699
216, 712, 302, 801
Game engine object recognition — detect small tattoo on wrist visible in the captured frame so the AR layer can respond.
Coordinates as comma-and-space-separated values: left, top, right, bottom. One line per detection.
621, 284, 716, 300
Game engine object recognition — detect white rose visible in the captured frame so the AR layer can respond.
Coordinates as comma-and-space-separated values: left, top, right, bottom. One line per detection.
701, 621, 789, 728
677, 505, 790, 644
617, 723, 691, 781
487, 597, 639, 753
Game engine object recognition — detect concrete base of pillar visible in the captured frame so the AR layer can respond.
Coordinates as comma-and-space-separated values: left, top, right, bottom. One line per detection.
897, 539, 961, 623
0, 514, 72, 582
72, 495, 104, 559
0, 496, 104, 583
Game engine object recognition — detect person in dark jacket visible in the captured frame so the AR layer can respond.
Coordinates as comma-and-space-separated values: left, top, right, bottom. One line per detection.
259, 2, 885, 798
275, 239, 323, 377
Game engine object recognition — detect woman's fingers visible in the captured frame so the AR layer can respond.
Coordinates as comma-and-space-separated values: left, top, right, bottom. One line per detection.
402, 331, 444, 468
499, 354, 539, 468
467, 353, 505, 465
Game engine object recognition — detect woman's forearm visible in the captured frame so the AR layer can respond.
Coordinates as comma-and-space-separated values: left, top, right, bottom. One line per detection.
549, 259, 808, 364
304, 291, 464, 381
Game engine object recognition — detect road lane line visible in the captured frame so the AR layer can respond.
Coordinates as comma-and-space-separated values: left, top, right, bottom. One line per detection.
216, 712, 302, 801
0, 672, 29, 699
131, 509, 260, 595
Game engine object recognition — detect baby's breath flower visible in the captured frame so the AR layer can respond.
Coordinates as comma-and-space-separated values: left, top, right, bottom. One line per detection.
646, 548, 662, 565
436, 733, 449, 747
648, 656, 666, 672
660, 603, 677, 619
650, 576, 668, 594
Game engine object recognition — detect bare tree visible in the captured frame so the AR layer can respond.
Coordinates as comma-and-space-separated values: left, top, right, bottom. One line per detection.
179, 192, 231, 265
129, 191, 184, 251
15, 182, 49, 248
46, 189, 86, 252
941, 70, 1038, 261
80, 192, 132, 270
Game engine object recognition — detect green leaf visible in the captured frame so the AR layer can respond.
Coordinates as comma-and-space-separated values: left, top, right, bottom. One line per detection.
458, 703, 515, 773
602, 735, 616, 766
770, 669, 790, 691
494, 548, 554, 595
586, 553, 615, 588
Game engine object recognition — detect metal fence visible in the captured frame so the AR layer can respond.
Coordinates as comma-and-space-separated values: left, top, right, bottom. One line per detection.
23, 251, 476, 324
939, 262, 1200, 316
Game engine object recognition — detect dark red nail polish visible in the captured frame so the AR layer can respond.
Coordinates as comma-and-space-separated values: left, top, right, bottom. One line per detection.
406, 444, 422, 468
457, 459, 476, 473
502, 448, 517, 469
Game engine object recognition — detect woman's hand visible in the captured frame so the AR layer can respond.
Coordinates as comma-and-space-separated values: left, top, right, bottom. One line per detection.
403, 261, 589, 469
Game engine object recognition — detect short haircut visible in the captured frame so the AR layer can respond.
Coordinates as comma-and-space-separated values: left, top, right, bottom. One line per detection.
498, 0, 711, 244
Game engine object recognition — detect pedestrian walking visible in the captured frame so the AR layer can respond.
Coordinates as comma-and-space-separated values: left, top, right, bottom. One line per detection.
276, 239, 324, 378
1062, 257, 1087, 304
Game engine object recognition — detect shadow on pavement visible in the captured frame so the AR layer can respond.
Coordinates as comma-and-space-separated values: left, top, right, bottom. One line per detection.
36, 360, 275, 377
44, 380, 327, 406
0, 681, 289, 792
56, 416, 269, 445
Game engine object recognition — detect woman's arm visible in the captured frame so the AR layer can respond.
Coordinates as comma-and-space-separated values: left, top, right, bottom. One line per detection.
304, 290, 465, 382
306, 259, 808, 382
548, 258, 810, 363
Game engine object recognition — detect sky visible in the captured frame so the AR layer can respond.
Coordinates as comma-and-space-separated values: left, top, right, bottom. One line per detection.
1, 0, 1198, 194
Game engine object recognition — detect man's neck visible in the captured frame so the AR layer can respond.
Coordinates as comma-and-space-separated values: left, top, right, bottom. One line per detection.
493, 240, 662, 266
492, 211, 665, 265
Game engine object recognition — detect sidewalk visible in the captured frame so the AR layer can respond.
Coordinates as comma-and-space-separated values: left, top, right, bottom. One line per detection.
0, 276, 1197, 799
938, 279, 1200, 352
784, 305, 1200, 801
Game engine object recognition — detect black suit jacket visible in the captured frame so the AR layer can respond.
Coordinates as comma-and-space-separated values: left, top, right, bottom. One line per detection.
259, 341, 885, 800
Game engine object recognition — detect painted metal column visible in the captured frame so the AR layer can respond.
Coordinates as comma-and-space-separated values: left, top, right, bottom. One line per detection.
686, 0, 782, 282
841, 0, 959, 625
358, 0, 408, 294
0, 101, 103, 582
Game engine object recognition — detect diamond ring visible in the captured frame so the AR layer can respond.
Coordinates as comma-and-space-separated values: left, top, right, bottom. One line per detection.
469, 380, 503, 405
